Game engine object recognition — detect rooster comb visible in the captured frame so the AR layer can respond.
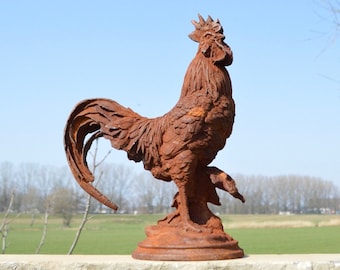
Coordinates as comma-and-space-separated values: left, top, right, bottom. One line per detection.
189, 14, 223, 42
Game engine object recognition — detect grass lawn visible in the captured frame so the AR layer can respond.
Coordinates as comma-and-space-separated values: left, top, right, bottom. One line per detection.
2, 214, 340, 254
231, 226, 340, 254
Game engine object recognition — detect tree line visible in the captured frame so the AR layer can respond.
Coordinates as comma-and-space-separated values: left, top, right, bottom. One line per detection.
0, 161, 339, 221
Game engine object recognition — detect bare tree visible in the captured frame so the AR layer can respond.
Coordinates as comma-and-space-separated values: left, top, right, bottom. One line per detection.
68, 139, 111, 255
153, 177, 176, 214
0, 190, 15, 254
321, 0, 340, 41
49, 186, 76, 227
35, 199, 51, 254
96, 163, 134, 213
133, 172, 161, 213
0, 162, 14, 212
313, 0, 340, 51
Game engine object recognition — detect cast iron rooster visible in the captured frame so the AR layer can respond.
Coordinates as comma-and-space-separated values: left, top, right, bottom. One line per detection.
64, 15, 244, 233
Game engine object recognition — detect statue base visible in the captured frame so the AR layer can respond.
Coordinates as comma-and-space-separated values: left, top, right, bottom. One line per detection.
132, 225, 244, 261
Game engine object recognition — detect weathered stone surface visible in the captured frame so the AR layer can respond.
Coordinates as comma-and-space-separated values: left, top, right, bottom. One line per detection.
0, 255, 340, 270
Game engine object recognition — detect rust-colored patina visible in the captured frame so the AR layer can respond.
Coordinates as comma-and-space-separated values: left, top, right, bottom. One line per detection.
64, 15, 245, 261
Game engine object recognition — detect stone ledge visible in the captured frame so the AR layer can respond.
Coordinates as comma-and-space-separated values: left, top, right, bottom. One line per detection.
0, 254, 339, 270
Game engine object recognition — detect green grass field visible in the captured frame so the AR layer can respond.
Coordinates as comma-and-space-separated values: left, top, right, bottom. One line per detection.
2, 214, 340, 254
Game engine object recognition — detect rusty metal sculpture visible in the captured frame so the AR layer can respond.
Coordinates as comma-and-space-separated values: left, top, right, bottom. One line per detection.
64, 15, 245, 261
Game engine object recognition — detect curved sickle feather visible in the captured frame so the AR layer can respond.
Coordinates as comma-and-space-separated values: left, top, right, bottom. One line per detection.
64, 99, 118, 211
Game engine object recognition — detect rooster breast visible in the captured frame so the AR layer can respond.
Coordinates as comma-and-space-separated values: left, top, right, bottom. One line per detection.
160, 91, 235, 167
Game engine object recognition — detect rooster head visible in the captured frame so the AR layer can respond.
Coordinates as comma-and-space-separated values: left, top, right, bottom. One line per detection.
189, 14, 233, 66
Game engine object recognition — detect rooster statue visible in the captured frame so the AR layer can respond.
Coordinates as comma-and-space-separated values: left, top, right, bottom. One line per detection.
64, 15, 245, 260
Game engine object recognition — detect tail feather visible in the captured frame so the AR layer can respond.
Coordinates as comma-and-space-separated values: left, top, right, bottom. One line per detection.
64, 98, 123, 211
64, 98, 162, 210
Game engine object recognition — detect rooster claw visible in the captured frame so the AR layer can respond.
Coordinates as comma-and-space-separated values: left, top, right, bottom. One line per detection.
183, 221, 213, 233
183, 223, 202, 233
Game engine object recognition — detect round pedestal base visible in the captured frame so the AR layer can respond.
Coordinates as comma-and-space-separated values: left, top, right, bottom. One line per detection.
132, 225, 244, 261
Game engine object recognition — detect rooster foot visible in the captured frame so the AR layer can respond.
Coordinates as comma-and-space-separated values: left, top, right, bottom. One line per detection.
182, 220, 212, 233
183, 221, 202, 233
158, 210, 180, 225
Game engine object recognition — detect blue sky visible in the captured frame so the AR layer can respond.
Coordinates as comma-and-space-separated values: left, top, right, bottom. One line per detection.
1, 1, 339, 186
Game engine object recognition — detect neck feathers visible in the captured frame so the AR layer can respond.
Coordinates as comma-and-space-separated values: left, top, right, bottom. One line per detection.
180, 53, 231, 101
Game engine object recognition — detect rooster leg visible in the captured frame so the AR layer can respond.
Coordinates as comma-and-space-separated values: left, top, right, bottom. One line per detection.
170, 150, 202, 232
176, 183, 202, 232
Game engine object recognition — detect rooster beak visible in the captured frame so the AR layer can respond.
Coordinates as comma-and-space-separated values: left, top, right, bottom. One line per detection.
225, 46, 233, 65
217, 42, 233, 66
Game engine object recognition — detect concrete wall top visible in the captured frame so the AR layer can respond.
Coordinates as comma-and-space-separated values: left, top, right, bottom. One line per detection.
0, 254, 340, 270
